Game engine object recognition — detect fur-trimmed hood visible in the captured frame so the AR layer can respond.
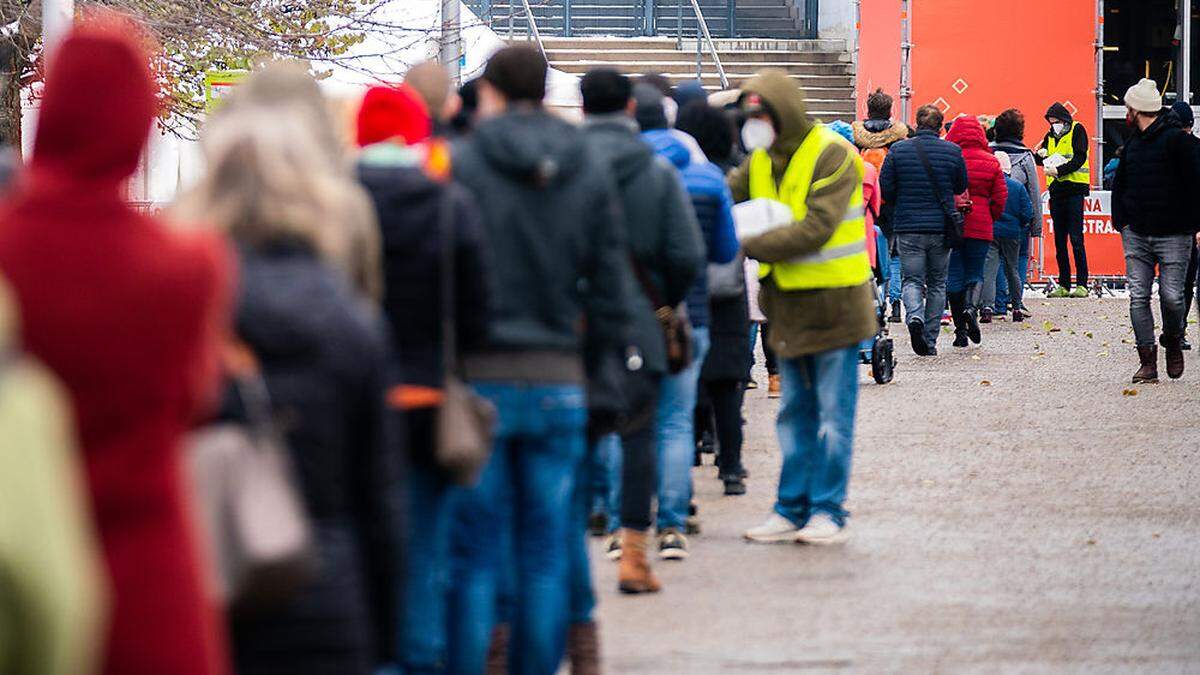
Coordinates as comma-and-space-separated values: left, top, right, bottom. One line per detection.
851, 120, 909, 150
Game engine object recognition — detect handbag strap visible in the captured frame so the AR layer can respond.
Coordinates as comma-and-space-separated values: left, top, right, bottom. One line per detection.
628, 253, 667, 312
438, 186, 460, 378
912, 138, 958, 224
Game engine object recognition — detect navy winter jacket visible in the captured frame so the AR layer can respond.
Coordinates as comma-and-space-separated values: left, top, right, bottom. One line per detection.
643, 128, 738, 327
879, 129, 969, 236
993, 176, 1034, 240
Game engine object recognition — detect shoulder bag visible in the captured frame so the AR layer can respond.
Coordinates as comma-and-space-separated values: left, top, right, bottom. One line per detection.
435, 188, 497, 486
629, 254, 693, 374
913, 138, 966, 249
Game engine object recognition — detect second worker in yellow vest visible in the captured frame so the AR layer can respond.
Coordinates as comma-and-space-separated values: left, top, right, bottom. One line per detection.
728, 71, 876, 360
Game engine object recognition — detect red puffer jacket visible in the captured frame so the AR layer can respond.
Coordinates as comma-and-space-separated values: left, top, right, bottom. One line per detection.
945, 116, 1007, 241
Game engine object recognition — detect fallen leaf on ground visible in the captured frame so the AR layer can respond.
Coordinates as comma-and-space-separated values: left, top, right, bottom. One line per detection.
971, 355, 981, 361
1086, 539, 1097, 545
1085, 332, 1094, 339
1123, 389, 1139, 396
980, 380, 992, 386
1121, 338, 1133, 345
1097, 351, 1110, 357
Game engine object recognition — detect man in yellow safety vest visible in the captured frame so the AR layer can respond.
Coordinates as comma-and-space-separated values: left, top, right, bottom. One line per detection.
1038, 102, 1091, 298
728, 70, 875, 545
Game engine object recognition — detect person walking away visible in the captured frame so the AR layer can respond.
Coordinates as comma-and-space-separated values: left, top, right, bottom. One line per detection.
354, 84, 492, 674
448, 49, 634, 675
989, 108, 1043, 320
1039, 102, 1091, 297
1169, 101, 1200, 351
945, 116, 1007, 348
177, 89, 405, 674
728, 70, 875, 544
880, 105, 970, 356
852, 88, 910, 322
578, 70, 703, 597
0, 278, 106, 675
1112, 79, 1200, 383
639, 85, 737, 561
677, 100, 754, 496
982, 152, 1034, 323
0, 19, 233, 675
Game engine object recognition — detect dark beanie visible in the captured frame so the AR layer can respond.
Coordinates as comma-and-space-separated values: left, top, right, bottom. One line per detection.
633, 82, 668, 131
1172, 101, 1195, 128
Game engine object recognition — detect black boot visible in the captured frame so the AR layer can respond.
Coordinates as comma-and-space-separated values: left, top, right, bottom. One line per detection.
889, 299, 903, 323
964, 282, 983, 344
948, 291, 969, 348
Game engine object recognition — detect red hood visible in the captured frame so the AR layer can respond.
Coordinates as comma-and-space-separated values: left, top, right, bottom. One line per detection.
31, 15, 156, 187
945, 116, 990, 152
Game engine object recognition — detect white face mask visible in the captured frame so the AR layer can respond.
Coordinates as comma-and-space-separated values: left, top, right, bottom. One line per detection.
1051, 122, 1067, 136
741, 118, 776, 151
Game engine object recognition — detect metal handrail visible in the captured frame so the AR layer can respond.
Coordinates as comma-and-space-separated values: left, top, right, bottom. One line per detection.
687, 0, 729, 89
509, 0, 548, 62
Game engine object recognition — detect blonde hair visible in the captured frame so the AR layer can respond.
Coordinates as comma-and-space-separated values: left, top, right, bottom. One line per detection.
178, 104, 346, 256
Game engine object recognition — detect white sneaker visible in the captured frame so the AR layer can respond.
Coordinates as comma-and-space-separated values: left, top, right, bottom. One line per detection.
794, 514, 849, 545
744, 514, 801, 543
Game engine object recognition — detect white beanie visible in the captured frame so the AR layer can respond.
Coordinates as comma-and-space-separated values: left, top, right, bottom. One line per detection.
1124, 78, 1163, 113
995, 150, 1012, 175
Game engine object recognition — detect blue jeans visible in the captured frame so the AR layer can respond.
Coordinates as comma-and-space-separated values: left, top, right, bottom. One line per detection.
656, 327, 710, 531
946, 237, 991, 293
401, 460, 456, 673
567, 441, 597, 626
448, 383, 586, 675
887, 237, 901, 302
897, 233, 951, 347
774, 346, 859, 528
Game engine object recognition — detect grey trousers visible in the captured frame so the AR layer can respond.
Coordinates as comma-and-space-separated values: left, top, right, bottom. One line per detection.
982, 237, 1023, 311
1121, 228, 1192, 347
897, 233, 951, 347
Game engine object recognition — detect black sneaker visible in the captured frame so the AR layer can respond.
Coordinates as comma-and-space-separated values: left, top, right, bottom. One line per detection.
588, 511, 608, 538
685, 502, 701, 535
658, 529, 689, 560
907, 319, 929, 356
889, 299, 902, 323
723, 477, 747, 496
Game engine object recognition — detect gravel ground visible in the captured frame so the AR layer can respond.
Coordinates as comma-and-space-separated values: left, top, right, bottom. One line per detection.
589, 298, 1200, 674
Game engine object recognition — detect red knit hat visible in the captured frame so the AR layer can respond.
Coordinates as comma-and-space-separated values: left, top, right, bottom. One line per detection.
356, 84, 432, 147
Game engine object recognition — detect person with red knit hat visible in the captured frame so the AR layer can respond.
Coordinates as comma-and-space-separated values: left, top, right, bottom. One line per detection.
354, 83, 493, 673
0, 14, 232, 675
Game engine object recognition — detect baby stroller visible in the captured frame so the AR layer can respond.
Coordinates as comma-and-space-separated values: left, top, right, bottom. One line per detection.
860, 226, 895, 384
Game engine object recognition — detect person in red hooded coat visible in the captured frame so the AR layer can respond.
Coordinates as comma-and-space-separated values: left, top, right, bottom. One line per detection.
0, 17, 232, 675
944, 116, 1007, 348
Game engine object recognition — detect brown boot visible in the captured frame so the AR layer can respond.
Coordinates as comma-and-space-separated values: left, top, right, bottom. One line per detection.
567, 621, 602, 675
1162, 334, 1185, 379
486, 623, 509, 675
617, 528, 661, 594
1133, 346, 1159, 384
767, 374, 782, 399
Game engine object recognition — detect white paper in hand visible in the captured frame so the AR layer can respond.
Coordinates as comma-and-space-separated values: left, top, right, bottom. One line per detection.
1043, 153, 1068, 171
733, 198, 794, 242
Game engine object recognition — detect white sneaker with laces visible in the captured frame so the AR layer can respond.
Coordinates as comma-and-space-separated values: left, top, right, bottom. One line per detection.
744, 514, 801, 543
794, 514, 849, 545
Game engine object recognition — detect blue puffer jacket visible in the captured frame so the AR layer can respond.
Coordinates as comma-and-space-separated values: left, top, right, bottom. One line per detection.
880, 129, 969, 235
643, 128, 738, 327
993, 175, 1034, 240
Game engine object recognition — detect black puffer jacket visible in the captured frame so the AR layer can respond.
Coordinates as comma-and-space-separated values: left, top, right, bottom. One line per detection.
880, 130, 969, 235
452, 109, 631, 379
229, 243, 403, 675
581, 115, 704, 374
357, 160, 490, 389
1112, 113, 1200, 237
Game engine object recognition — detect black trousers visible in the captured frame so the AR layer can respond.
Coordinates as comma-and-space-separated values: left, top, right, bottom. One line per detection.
1050, 193, 1088, 289
618, 371, 662, 531
695, 379, 746, 478
761, 323, 779, 375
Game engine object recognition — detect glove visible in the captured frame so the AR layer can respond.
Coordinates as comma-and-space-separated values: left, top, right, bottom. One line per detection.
1044, 164, 1058, 177
1037, 148, 1048, 159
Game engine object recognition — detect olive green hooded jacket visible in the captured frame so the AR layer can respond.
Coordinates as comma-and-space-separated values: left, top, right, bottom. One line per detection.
729, 71, 876, 359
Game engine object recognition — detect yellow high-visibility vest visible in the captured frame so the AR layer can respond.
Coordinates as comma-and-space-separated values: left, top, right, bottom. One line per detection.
749, 126, 871, 290
1045, 121, 1090, 186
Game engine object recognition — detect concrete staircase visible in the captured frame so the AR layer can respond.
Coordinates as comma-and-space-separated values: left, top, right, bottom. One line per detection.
477, 0, 813, 39
540, 37, 855, 121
